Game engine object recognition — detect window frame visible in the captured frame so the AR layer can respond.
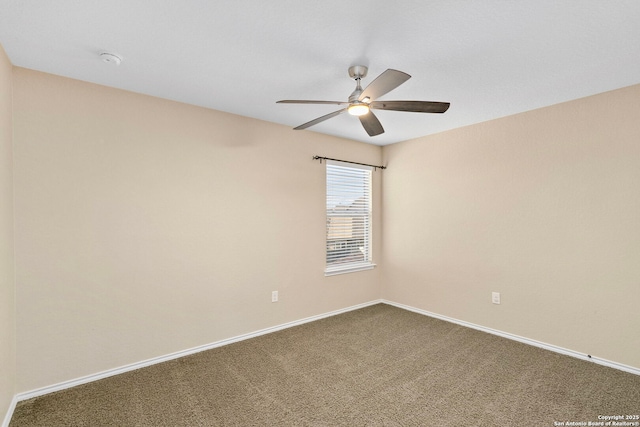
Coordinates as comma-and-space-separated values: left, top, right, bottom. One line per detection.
324, 160, 375, 276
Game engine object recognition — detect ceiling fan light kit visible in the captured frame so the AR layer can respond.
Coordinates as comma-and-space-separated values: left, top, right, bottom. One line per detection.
277, 65, 450, 137
347, 103, 370, 116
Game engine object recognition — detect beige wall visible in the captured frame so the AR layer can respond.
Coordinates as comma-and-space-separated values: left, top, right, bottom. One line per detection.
0, 44, 15, 421
7, 62, 640, 398
382, 84, 640, 369
12, 68, 382, 392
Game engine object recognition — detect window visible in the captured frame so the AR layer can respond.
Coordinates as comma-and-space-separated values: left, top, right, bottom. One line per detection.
325, 160, 374, 275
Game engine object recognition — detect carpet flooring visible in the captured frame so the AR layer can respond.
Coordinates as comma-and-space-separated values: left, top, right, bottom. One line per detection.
10, 303, 640, 426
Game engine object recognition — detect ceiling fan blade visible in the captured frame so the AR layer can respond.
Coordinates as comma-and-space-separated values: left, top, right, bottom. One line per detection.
277, 100, 348, 105
359, 111, 385, 136
359, 69, 411, 101
293, 108, 347, 130
370, 100, 450, 113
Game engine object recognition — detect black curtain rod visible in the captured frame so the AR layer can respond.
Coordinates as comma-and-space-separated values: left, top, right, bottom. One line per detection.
313, 156, 386, 170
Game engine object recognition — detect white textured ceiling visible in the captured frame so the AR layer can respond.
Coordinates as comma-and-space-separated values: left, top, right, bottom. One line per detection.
1, 1, 639, 145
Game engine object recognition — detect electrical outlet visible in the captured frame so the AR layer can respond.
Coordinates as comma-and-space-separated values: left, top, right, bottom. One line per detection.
492, 292, 501, 304
271, 291, 278, 303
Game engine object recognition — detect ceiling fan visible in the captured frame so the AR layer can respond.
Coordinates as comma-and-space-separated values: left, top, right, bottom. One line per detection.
277, 65, 450, 137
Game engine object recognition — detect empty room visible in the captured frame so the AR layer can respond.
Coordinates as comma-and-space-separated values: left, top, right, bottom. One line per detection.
1, 1, 639, 426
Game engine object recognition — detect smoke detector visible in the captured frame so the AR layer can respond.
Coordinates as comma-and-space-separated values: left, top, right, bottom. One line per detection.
99, 52, 122, 66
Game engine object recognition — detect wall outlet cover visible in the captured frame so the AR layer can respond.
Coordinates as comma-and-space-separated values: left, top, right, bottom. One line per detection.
492, 292, 501, 304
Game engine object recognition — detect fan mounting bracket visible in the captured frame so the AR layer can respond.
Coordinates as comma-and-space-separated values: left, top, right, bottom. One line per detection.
348, 65, 368, 80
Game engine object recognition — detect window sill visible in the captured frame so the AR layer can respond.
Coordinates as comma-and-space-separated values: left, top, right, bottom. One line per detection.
324, 263, 376, 277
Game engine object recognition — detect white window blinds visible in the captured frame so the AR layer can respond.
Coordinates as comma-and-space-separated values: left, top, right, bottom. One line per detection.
325, 160, 374, 275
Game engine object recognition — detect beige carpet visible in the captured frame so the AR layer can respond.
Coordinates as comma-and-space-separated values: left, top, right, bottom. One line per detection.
10, 304, 640, 426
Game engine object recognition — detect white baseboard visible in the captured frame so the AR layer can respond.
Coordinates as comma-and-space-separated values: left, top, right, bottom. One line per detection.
383, 299, 640, 376
1, 395, 18, 427
15, 299, 383, 403
9, 297, 638, 418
